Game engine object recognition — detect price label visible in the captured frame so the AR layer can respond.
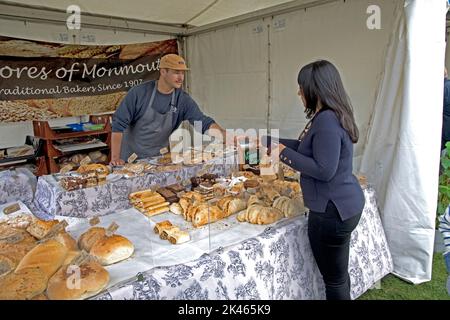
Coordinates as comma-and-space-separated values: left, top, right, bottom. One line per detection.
128, 153, 138, 164
105, 222, 119, 237
89, 217, 100, 226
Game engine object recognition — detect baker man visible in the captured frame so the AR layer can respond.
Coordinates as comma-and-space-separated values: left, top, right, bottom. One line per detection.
111, 54, 226, 165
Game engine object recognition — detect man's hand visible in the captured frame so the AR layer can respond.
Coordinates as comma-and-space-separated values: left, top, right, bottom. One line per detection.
110, 158, 125, 166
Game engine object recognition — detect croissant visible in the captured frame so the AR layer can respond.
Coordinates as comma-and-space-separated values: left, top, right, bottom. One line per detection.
257, 207, 283, 225
217, 196, 234, 211
273, 195, 304, 218
226, 199, 247, 216
238, 204, 283, 225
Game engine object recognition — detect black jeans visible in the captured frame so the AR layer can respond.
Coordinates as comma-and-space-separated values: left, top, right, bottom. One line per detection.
308, 201, 362, 300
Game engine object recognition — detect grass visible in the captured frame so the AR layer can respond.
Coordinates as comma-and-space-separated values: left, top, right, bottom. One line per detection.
358, 253, 450, 300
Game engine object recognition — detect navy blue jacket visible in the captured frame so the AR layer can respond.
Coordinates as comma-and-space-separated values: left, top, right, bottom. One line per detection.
276, 110, 365, 221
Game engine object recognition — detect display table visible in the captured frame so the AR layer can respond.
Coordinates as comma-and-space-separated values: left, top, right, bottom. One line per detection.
0, 169, 36, 206
33, 161, 237, 219
92, 187, 393, 300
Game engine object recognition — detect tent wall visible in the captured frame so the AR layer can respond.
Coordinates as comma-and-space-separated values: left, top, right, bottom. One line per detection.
360, 0, 447, 283
187, 0, 398, 170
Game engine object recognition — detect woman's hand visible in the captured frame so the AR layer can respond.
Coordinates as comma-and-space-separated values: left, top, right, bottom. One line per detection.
278, 143, 286, 154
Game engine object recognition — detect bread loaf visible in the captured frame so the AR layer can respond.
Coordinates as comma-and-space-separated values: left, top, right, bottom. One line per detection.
89, 234, 134, 265
26, 219, 60, 240
0, 267, 47, 300
15, 239, 68, 279
46, 260, 109, 300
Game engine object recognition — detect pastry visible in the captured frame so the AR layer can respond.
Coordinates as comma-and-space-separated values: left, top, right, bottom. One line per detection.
168, 230, 190, 245
154, 220, 173, 235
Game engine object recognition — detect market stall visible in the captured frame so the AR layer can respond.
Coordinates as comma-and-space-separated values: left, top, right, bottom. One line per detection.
0, 0, 445, 295
0, 152, 392, 300
92, 187, 392, 300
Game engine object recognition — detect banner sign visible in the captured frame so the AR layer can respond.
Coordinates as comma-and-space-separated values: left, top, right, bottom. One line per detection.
0, 36, 178, 122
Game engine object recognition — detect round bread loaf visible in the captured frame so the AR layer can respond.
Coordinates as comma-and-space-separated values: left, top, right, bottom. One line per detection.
47, 260, 109, 300
78, 227, 106, 252
89, 234, 134, 265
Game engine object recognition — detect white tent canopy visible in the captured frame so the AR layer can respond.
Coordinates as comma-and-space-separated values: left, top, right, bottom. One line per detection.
0, 0, 447, 285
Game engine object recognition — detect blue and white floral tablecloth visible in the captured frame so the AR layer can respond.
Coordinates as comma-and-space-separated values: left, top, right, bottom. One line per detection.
92, 187, 393, 300
0, 169, 36, 206
33, 162, 237, 220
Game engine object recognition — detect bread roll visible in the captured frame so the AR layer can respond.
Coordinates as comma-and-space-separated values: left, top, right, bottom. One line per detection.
89, 235, 134, 265
0, 267, 47, 300
192, 205, 225, 228
78, 227, 106, 252
26, 219, 60, 240
47, 260, 109, 300
15, 239, 68, 279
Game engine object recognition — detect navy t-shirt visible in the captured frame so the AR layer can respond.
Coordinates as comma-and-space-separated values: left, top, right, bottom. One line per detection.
112, 80, 215, 134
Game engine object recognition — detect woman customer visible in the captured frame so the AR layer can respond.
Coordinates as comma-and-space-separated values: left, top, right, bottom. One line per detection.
264, 60, 365, 300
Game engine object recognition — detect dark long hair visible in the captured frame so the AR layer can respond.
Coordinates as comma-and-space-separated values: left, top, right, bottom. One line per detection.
297, 60, 359, 143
